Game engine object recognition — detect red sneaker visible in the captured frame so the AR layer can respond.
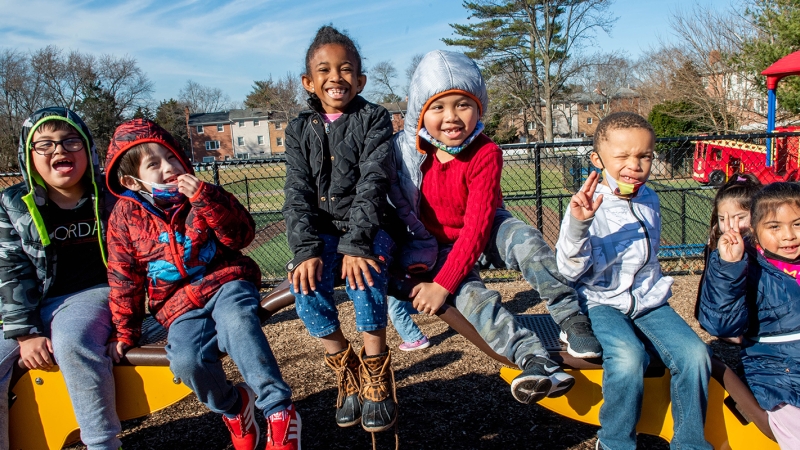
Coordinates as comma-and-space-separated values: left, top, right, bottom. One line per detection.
266, 403, 301, 450
222, 383, 260, 450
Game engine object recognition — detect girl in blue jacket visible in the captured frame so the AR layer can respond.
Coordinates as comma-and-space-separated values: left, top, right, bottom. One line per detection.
699, 182, 800, 448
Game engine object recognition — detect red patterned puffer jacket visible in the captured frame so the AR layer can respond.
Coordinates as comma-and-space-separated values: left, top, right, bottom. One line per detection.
105, 119, 260, 346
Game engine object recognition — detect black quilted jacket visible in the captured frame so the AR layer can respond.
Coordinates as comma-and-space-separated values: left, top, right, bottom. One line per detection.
282, 96, 393, 270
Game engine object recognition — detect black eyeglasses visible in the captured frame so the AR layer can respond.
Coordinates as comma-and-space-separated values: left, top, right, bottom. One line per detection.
31, 138, 85, 156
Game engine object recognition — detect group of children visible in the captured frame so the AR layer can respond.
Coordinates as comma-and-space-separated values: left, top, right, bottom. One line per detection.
0, 23, 797, 450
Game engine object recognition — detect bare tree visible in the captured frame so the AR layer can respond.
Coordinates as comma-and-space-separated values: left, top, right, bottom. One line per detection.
446, 0, 616, 142
368, 61, 405, 115
573, 53, 643, 120
244, 73, 302, 122
0, 49, 44, 168
0, 46, 153, 165
636, 5, 758, 133
95, 54, 154, 118
179, 80, 233, 114
403, 53, 425, 97
29, 46, 93, 110
484, 58, 539, 142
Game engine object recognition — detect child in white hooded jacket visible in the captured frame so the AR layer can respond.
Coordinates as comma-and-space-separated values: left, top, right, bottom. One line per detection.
556, 112, 712, 450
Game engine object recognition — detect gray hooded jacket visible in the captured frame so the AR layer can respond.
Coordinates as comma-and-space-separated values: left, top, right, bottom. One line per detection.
388, 50, 489, 270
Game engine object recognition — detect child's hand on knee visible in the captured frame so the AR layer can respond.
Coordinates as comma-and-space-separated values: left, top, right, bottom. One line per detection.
290, 257, 323, 294
341, 255, 381, 290
411, 282, 449, 315
17, 334, 54, 370
107, 341, 130, 363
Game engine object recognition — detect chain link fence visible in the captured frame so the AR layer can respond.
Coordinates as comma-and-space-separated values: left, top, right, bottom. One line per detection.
3, 132, 796, 283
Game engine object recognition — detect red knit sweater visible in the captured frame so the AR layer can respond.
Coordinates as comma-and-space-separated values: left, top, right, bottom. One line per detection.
418, 134, 504, 293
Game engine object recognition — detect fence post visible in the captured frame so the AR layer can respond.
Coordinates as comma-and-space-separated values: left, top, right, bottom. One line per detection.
212, 161, 220, 186
681, 190, 687, 244
535, 143, 543, 231
244, 175, 251, 212
670, 147, 675, 179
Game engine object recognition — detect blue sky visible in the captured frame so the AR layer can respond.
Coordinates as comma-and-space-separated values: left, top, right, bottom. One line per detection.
0, 0, 733, 104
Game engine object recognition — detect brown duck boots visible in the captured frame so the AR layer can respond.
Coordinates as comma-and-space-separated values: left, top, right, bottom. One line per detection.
358, 347, 397, 432
324, 343, 362, 427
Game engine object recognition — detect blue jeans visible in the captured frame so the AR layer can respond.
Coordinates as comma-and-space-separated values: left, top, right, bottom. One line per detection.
292, 230, 395, 338
166, 280, 292, 416
387, 297, 424, 343
588, 304, 712, 450
0, 284, 121, 450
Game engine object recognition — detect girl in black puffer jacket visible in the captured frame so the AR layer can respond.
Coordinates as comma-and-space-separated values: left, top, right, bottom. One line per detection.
282, 25, 398, 434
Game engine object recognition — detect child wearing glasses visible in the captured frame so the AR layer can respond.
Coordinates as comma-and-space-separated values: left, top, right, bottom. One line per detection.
0, 107, 122, 449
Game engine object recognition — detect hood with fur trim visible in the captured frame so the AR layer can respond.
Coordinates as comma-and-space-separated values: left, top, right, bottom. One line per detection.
105, 119, 192, 198
398, 50, 488, 156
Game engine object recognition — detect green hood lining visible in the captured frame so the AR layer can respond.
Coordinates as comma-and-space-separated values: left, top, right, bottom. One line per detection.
21, 116, 107, 265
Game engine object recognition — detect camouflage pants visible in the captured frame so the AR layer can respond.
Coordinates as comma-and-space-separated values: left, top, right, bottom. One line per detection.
443, 208, 581, 366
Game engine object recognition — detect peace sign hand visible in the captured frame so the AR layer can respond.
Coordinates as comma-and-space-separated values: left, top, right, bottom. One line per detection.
718, 211, 742, 235
569, 170, 604, 221
718, 213, 745, 263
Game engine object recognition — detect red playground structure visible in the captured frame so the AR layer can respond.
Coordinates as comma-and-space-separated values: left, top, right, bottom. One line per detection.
693, 50, 800, 185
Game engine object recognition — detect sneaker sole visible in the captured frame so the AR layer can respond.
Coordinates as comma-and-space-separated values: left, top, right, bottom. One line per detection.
510, 375, 552, 404
560, 330, 602, 359
547, 372, 576, 398
398, 341, 431, 352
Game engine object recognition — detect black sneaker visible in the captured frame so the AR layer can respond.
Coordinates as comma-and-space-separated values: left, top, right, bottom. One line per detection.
511, 355, 574, 404
546, 369, 575, 398
559, 313, 602, 358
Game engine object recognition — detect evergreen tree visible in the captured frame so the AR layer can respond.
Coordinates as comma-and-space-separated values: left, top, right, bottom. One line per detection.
155, 99, 192, 159
444, 0, 614, 142
76, 82, 121, 162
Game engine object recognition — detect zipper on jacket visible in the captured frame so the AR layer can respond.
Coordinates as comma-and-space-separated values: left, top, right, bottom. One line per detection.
310, 118, 330, 209
625, 200, 651, 317
414, 152, 428, 211
167, 204, 190, 279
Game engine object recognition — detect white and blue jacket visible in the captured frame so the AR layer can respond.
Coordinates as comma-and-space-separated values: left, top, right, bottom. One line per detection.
555, 183, 673, 318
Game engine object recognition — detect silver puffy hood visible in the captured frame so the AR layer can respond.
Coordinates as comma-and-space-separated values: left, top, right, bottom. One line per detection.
398, 50, 488, 155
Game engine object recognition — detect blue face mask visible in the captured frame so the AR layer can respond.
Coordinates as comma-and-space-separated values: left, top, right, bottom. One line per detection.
130, 177, 185, 203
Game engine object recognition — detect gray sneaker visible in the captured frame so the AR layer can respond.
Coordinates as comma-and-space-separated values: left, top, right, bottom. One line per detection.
511, 355, 574, 403
559, 313, 602, 358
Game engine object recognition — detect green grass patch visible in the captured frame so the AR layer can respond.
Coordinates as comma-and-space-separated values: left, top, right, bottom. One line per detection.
245, 231, 292, 280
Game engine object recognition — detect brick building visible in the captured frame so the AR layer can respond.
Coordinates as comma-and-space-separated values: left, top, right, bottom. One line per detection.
187, 109, 289, 162
380, 101, 407, 133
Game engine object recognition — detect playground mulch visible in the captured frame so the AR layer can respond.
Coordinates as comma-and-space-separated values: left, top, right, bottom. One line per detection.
68, 274, 736, 449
